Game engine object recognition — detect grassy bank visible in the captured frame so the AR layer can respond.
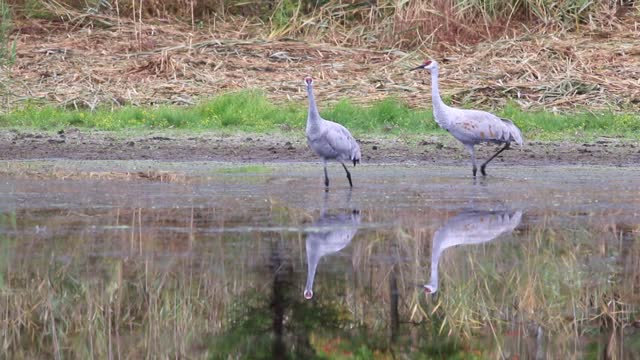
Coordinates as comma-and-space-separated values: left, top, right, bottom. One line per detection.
1, 90, 638, 140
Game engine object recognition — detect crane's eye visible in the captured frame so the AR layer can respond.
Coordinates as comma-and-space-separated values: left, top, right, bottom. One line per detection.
424, 60, 432, 66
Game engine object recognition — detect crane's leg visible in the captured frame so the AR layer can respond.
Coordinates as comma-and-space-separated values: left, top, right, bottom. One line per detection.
480, 142, 510, 176
340, 162, 353, 188
323, 159, 329, 188
321, 189, 329, 215
466, 144, 477, 177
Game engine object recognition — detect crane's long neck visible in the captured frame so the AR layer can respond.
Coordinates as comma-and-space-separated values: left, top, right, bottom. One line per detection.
427, 232, 445, 293
305, 248, 319, 295
306, 85, 322, 132
430, 67, 449, 129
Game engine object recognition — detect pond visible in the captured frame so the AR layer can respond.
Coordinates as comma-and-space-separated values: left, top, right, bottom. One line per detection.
1, 161, 639, 359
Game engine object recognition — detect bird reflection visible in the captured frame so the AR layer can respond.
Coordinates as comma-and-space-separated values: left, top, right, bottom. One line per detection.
304, 208, 361, 299
424, 209, 523, 294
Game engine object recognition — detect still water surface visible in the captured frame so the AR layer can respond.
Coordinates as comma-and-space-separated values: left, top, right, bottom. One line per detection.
1, 162, 639, 359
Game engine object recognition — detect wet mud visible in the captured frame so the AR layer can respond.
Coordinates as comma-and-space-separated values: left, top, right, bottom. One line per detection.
1, 129, 639, 166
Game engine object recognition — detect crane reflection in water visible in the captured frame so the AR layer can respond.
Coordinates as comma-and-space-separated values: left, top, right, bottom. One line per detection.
303, 208, 361, 299
424, 209, 523, 294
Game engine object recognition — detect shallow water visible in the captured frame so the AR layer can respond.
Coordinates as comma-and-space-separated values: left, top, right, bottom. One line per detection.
1, 162, 640, 359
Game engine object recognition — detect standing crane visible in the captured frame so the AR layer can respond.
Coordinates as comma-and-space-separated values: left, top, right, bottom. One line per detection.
305, 76, 361, 188
411, 60, 523, 177
424, 209, 522, 294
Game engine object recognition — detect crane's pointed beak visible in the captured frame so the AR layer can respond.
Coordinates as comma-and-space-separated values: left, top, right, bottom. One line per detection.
410, 65, 426, 71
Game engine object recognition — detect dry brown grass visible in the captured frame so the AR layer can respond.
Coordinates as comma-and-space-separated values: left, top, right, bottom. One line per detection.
0, 1, 639, 112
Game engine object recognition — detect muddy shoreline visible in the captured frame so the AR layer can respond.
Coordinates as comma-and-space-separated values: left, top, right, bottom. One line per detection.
1, 130, 639, 166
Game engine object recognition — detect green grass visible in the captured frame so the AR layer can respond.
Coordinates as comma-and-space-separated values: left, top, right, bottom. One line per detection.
1, 90, 638, 140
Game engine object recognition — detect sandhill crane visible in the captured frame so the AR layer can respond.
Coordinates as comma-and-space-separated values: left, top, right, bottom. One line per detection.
304, 209, 361, 299
305, 76, 361, 188
424, 209, 522, 294
412, 60, 523, 177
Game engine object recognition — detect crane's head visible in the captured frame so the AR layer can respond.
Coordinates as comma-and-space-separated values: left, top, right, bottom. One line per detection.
423, 284, 437, 294
410, 59, 437, 72
304, 76, 313, 86
304, 289, 313, 299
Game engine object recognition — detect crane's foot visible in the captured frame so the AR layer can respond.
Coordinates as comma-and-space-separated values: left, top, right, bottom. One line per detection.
472, 166, 477, 177
480, 165, 487, 176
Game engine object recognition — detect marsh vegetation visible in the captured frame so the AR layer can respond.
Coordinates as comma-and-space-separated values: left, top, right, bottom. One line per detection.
0, 2, 639, 358
2, 92, 639, 140
1, 0, 639, 137
1, 163, 639, 358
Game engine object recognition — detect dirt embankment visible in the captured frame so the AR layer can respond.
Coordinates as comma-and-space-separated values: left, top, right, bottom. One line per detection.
1, 129, 638, 166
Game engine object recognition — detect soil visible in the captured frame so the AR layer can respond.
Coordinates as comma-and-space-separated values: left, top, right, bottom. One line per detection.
1, 129, 638, 166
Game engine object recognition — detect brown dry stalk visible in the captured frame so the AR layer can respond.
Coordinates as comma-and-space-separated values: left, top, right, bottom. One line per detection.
1, 1, 639, 111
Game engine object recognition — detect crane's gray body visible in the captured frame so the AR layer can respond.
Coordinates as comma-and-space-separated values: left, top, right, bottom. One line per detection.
425, 210, 522, 293
436, 107, 523, 146
305, 77, 361, 187
418, 60, 523, 176
304, 210, 361, 299
306, 121, 361, 164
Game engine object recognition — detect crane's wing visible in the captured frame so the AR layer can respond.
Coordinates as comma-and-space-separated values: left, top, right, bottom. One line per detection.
307, 211, 361, 255
451, 109, 524, 145
324, 121, 361, 165
434, 210, 522, 248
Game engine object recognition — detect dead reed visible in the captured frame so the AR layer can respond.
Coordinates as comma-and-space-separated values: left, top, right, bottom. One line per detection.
0, 0, 638, 114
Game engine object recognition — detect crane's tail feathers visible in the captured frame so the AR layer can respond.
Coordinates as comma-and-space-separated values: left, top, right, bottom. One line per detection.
513, 129, 524, 146
501, 118, 524, 146
510, 210, 524, 225
351, 144, 361, 166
